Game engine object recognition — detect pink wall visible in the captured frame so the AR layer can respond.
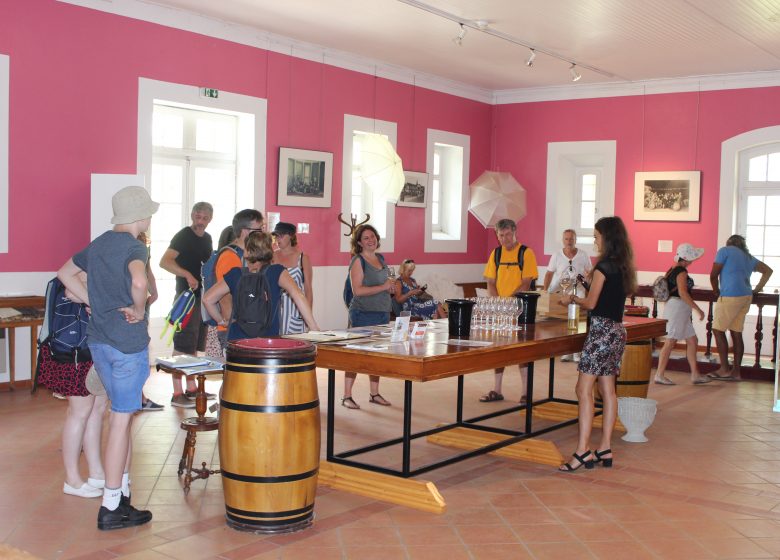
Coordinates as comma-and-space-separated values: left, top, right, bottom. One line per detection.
0, 0, 492, 272
4, 1, 780, 276
494, 88, 780, 274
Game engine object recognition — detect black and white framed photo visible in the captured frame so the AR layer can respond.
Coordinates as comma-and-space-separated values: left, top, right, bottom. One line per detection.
277, 147, 333, 208
397, 171, 428, 208
634, 171, 701, 221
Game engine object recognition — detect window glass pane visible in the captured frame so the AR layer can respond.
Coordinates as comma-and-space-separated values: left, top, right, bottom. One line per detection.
746, 196, 765, 225
581, 182, 596, 201
580, 201, 596, 229
193, 167, 235, 202
768, 152, 780, 182
765, 226, 780, 256
766, 196, 780, 226
749, 155, 767, 182
746, 225, 764, 255
433, 152, 440, 175
431, 202, 439, 226
151, 163, 183, 204
196, 119, 236, 154
153, 202, 183, 247
762, 257, 780, 281
152, 113, 183, 149
432, 179, 440, 202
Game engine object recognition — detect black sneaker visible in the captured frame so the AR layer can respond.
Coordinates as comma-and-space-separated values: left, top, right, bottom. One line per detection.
140, 399, 164, 411
185, 390, 216, 400
97, 502, 152, 531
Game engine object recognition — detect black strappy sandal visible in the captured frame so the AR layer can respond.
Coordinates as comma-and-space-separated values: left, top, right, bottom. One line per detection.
341, 396, 360, 410
594, 449, 613, 468
558, 451, 594, 472
369, 393, 391, 406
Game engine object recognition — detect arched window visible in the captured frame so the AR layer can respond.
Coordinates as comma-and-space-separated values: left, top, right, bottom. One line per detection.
736, 143, 780, 291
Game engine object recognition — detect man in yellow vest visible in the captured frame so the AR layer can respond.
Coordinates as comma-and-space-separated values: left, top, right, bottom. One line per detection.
480, 218, 538, 403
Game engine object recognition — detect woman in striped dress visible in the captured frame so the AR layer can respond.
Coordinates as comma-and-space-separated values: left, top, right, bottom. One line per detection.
272, 222, 313, 334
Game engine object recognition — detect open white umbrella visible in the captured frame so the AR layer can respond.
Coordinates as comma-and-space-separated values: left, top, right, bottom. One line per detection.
360, 133, 405, 203
468, 171, 527, 228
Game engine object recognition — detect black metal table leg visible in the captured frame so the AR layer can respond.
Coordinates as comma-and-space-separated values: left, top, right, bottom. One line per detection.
327, 368, 335, 460
525, 362, 535, 433
548, 357, 555, 400
401, 380, 413, 476
456, 375, 464, 424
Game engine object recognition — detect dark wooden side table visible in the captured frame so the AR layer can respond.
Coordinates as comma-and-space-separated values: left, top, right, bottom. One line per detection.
0, 296, 45, 391
155, 359, 224, 493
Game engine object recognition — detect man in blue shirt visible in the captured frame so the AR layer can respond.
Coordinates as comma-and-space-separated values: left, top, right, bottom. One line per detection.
709, 235, 772, 381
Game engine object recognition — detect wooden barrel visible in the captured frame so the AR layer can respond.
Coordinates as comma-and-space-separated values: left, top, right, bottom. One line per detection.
594, 340, 653, 402
220, 338, 319, 533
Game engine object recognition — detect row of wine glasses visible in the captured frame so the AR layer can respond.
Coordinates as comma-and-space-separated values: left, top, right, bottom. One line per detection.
469, 297, 525, 332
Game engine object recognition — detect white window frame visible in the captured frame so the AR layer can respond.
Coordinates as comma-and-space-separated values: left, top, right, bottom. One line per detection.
545, 141, 616, 256
137, 78, 266, 216
718, 126, 780, 247
0, 54, 8, 253
340, 114, 397, 253
424, 129, 470, 253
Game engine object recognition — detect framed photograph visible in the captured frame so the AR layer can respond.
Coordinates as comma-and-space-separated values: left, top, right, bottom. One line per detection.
634, 171, 701, 221
277, 148, 333, 207
397, 171, 428, 208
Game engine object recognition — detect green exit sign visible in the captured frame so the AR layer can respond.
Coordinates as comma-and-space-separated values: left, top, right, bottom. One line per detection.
201, 88, 219, 99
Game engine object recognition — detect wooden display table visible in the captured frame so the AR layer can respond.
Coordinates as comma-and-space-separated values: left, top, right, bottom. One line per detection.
0, 296, 44, 391
315, 316, 667, 512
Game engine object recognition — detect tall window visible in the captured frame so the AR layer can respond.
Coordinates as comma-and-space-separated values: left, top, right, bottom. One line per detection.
341, 115, 396, 252
425, 129, 470, 253
150, 104, 239, 316
737, 144, 780, 292
574, 169, 599, 245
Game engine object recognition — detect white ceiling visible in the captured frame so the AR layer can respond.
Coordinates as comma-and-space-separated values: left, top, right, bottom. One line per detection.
136, 0, 780, 93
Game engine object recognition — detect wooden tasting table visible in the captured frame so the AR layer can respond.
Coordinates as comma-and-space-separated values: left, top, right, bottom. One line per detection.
315, 315, 666, 513
0, 296, 45, 391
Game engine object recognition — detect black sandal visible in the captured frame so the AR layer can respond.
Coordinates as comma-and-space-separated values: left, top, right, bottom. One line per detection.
369, 393, 391, 406
558, 451, 594, 472
341, 396, 360, 410
594, 449, 613, 468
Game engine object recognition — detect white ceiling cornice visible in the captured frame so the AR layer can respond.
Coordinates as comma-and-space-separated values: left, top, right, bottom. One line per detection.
59, 0, 780, 106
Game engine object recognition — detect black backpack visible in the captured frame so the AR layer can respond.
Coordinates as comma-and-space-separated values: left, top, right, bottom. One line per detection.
38, 277, 92, 363
231, 266, 275, 337
494, 245, 536, 290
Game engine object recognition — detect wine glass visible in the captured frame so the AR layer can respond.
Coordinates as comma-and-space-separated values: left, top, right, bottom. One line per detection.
386, 265, 396, 280
515, 297, 525, 331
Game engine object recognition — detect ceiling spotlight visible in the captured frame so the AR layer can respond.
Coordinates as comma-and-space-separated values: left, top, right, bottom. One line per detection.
569, 64, 581, 82
452, 24, 466, 46
525, 49, 536, 67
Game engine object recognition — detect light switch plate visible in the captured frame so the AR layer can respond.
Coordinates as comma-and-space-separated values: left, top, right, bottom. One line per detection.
298, 223, 309, 234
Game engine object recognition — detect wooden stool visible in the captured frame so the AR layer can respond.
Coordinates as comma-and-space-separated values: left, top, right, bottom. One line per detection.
156, 361, 223, 493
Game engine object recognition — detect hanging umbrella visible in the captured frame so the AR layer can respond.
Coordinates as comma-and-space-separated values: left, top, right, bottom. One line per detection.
468, 171, 527, 228
360, 133, 405, 203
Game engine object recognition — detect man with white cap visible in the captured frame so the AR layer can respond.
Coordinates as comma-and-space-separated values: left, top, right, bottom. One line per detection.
709, 235, 773, 381
57, 185, 158, 530
654, 243, 712, 385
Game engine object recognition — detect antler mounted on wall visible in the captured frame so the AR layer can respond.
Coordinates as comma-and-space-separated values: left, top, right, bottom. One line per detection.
337, 213, 371, 237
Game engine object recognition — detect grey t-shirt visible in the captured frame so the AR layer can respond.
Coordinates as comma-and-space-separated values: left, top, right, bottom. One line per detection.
72, 231, 150, 354
348, 254, 391, 313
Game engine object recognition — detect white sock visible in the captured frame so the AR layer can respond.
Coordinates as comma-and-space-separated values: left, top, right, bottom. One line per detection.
102, 487, 122, 510
121, 472, 131, 497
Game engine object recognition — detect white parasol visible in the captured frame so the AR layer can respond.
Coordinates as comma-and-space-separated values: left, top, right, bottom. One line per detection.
468, 171, 527, 228
359, 133, 405, 203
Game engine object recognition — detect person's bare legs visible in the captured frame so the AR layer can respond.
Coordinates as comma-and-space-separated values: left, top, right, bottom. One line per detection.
103, 411, 134, 491
595, 375, 616, 461
559, 372, 596, 470
342, 372, 360, 409
493, 368, 504, 394
654, 337, 676, 384
712, 328, 731, 377
368, 375, 390, 405
63, 395, 96, 488
83, 394, 108, 482
170, 352, 197, 395
731, 330, 744, 379
686, 335, 708, 383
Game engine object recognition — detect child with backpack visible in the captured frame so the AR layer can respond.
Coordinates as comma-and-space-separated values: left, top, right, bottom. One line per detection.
202, 231, 319, 340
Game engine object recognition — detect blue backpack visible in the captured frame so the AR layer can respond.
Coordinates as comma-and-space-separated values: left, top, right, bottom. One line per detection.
37, 277, 91, 363
201, 245, 240, 326
343, 254, 385, 308
160, 289, 196, 345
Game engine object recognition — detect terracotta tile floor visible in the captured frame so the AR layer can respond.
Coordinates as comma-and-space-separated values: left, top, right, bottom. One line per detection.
2, 356, 780, 559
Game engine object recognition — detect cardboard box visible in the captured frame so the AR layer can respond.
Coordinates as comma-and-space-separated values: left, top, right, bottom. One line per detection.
537, 290, 569, 319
